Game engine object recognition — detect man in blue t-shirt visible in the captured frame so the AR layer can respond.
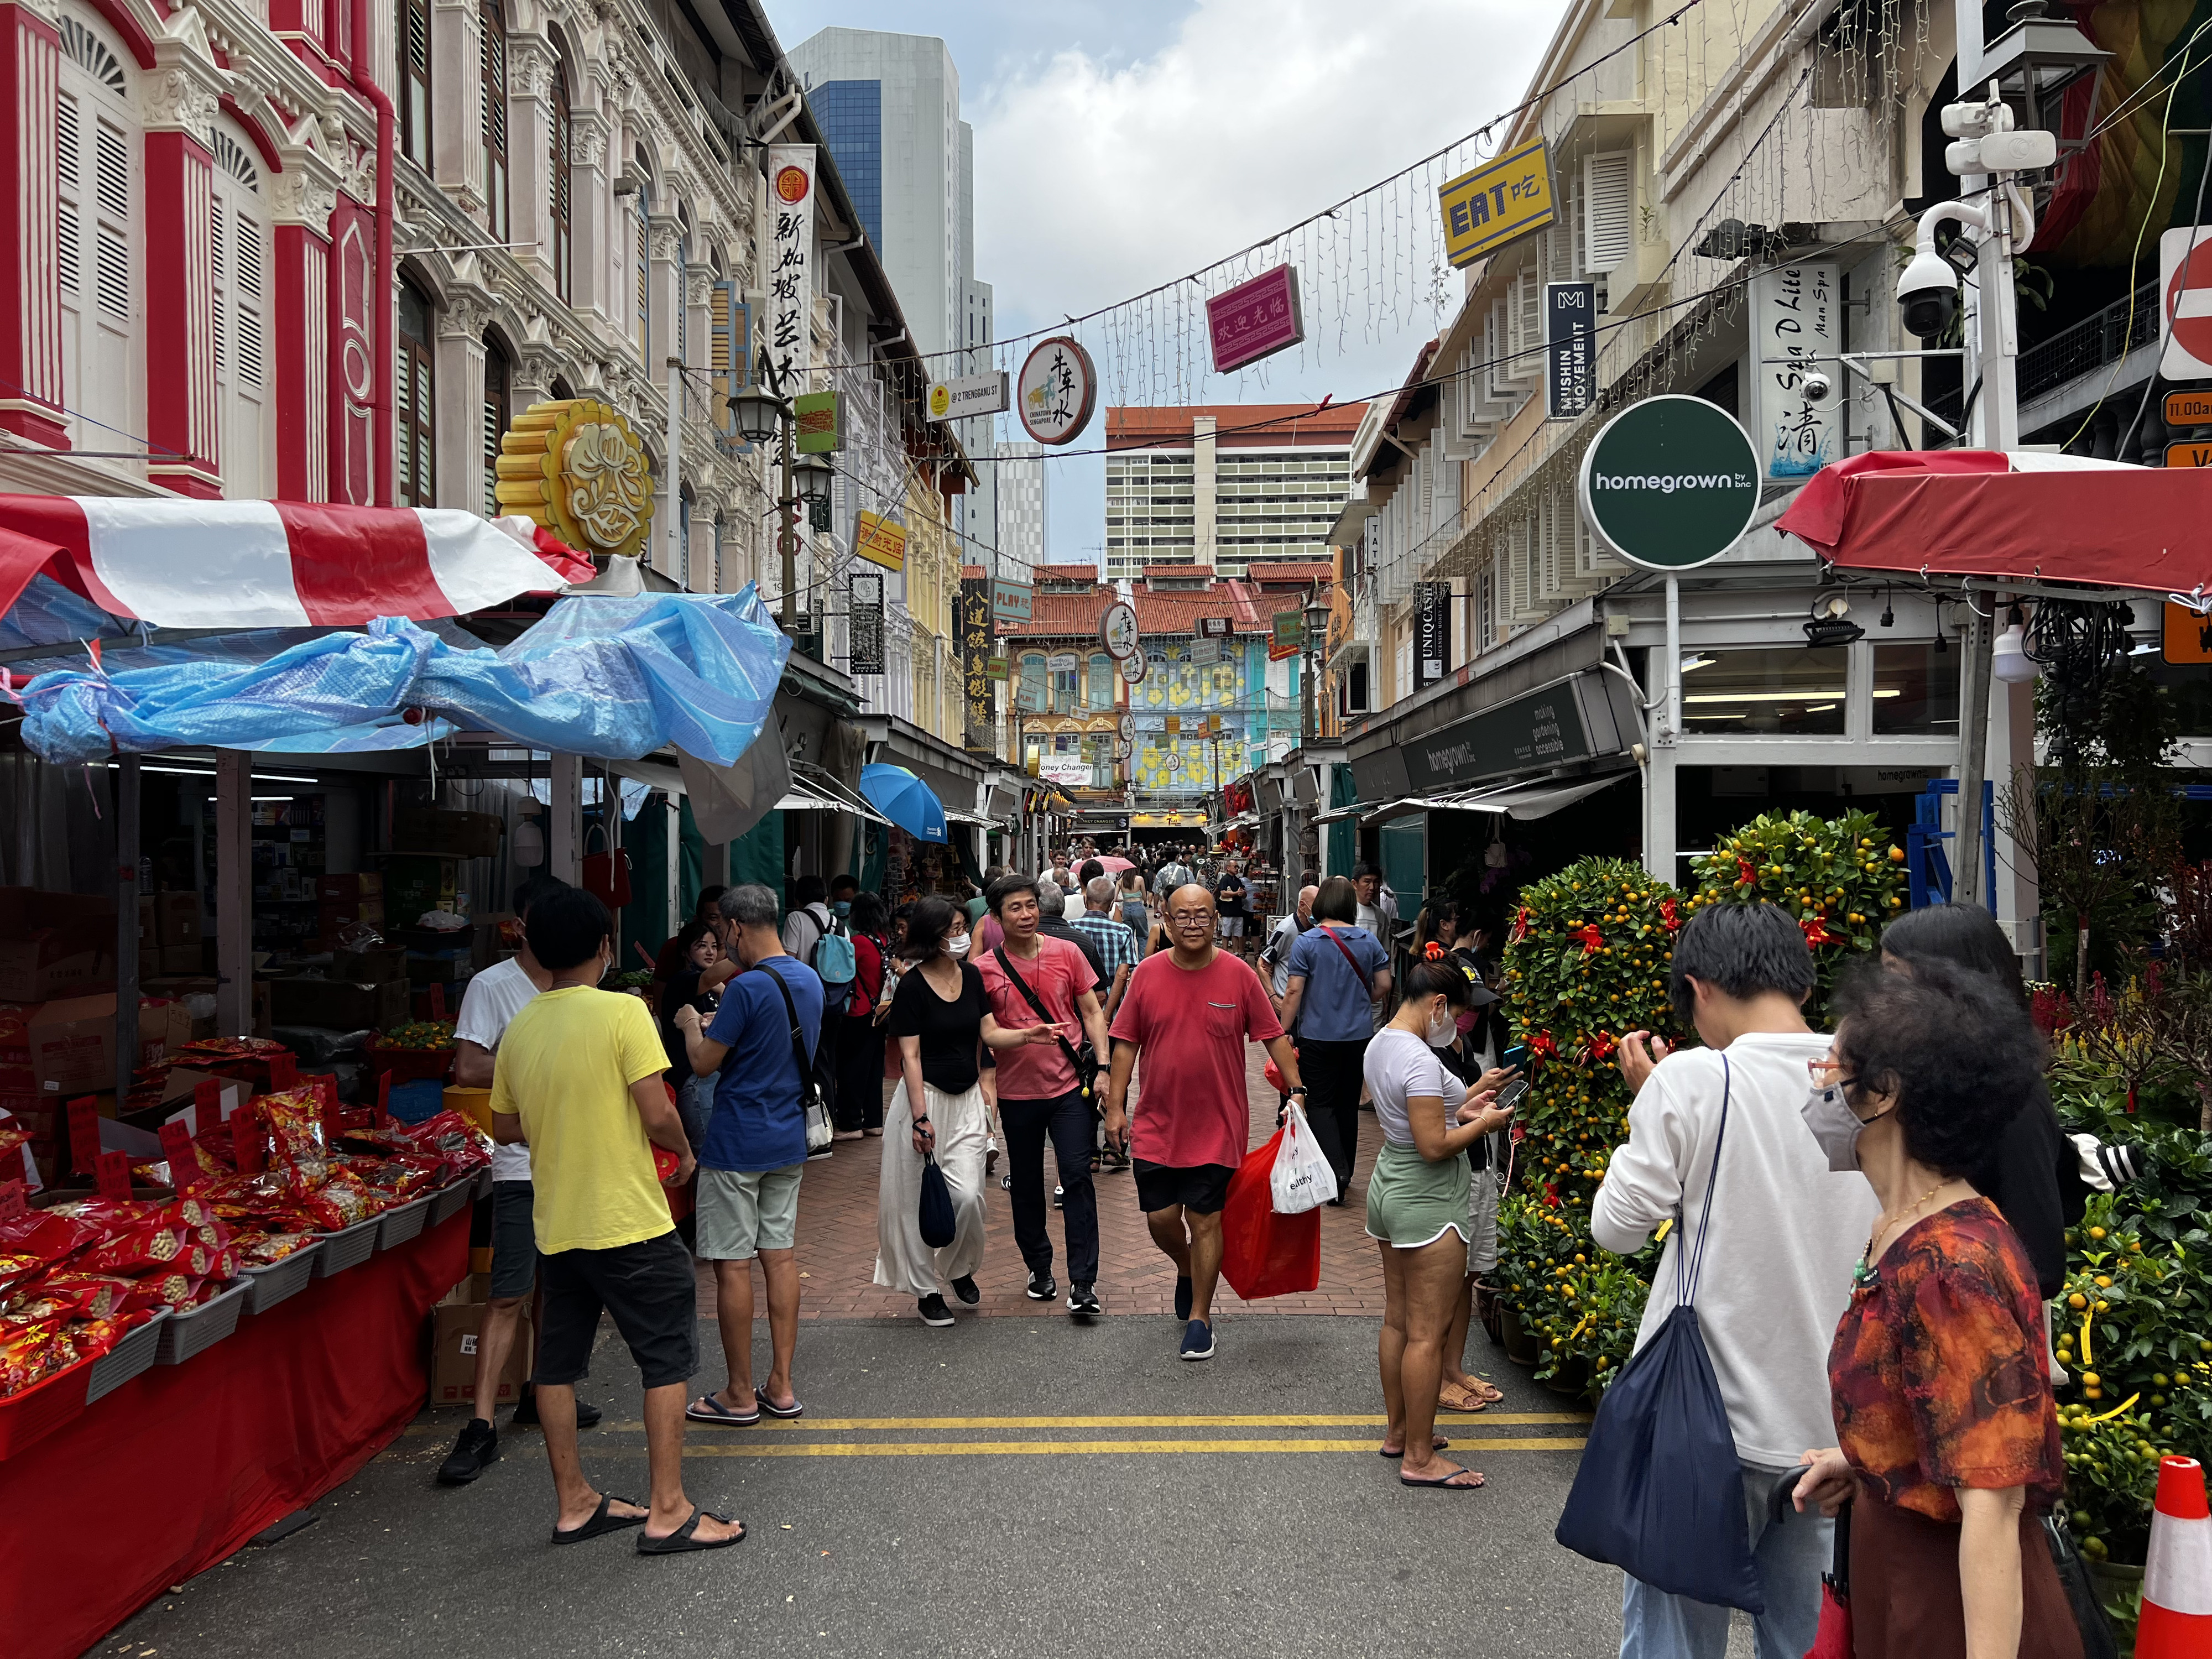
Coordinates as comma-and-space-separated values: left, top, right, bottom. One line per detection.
672, 883, 823, 1427
1278, 875, 1393, 1202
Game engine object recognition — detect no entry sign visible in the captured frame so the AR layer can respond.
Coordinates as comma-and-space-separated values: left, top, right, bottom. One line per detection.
2159, 228, 2212, 379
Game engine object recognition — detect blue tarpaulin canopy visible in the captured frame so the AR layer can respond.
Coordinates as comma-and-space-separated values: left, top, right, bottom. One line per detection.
860, 763, 946, 843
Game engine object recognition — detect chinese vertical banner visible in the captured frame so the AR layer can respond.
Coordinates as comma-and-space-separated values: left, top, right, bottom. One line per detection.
961, 576, 996, 754
762, 145, 817, 390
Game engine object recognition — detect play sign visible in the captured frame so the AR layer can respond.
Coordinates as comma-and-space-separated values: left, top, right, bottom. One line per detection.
2159, 228, 2212, 378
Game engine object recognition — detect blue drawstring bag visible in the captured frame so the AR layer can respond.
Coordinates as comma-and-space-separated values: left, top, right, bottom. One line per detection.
918, 1154, 957, 1249
1554, 1055, 1765, 1614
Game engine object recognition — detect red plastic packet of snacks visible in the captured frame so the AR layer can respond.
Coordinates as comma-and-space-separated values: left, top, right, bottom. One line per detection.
0, 1209, 102, 1265
257, 1087, 328, 1166
36, 1271, 137, 1319
0, 1318, 74, 1396
78, 1222, 189, 1276
237, 1233, 316, 1266
115, 1271, 194, 1314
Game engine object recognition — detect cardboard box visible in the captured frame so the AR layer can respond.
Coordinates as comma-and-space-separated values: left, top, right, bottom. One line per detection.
158, 943, 203, 975
265, 975, 408, 1032
25, 996, 191, 1094
438, 1271, 493, 1308
332, 946, 408, 985
428, 1303, 533, 1409
156, 891, 201, 946
0, 889, 116, 1003
319, 873, 383, 903
395, 809, 504, 860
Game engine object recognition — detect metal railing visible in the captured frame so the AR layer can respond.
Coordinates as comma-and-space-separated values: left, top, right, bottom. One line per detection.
1926, 281, 2157, 430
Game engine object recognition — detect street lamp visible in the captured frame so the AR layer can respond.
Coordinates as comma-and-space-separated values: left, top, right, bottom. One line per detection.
1302, 587, 1330, 747
727, 353, 805, 629
793, 451, 834, 508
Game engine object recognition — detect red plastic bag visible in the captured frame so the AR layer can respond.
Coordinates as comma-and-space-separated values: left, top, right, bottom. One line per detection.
1219, 1128, 1319, 1300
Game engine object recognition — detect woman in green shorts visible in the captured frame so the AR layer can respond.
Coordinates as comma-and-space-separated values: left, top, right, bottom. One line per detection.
1364, 947, 1518, 1491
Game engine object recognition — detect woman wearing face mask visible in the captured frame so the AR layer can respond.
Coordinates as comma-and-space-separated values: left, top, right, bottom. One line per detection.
1364, 950, 1517, 1489
1792, 963, 2078, 1659
872, 896, 1058, 1326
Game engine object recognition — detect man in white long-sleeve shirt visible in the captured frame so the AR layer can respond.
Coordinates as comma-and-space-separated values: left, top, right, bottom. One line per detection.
1592, 902, 1879, 1659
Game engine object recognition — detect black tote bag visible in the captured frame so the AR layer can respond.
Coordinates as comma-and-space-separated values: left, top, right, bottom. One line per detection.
917, 1154, 957, 1249
1554, 1055, 1766, 1614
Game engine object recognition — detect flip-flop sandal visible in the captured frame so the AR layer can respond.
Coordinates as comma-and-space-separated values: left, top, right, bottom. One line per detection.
755, 1390, 805, 1419
637, 1506, 746, 1554
551, 1494, 649, 1545
1437, 1382, 1491, 1413
1470, 1378, 1507, 1404
686, 1393, 759, 1427
1400, 1464, 1486, 1490
1378, 1434, 1451, 1458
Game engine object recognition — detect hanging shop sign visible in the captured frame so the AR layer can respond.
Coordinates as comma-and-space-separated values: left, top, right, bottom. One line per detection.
1197, 615, 1232, 638
1119, 649, 1147, 686
961, 576, 995, 750
1269, 612, 1306, 661
1191, 639, 1222, 666
1047, 652, 1079, 676
794, 390, 840, 453
2167, 440, 2212, 468
1018, 336, 1098, 446
992, 577, 1034, 625
849, 571, 885, 676
1037, 753, 1092, 786
496, 398, 655, 560
1395, 674, 1630, 794
928, 370, 1010, 422
1207, 265, 1305, 374
2168, 389, 2212, 425
1543, 281, 1596, 420
2159, 228, 2212, 379
1576, 394, 1761, 572
763, 144, 817, 389
986, 655, 1010, 682
1438, 137, 1556, 269
1415, 581, 1451, 689
855, 510, 907, 573
1100, 599, 1139, 660
1750, 262, 1838, 481
1118, 712, 1136, 742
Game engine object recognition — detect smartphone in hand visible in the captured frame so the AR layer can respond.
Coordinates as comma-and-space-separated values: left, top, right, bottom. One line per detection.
1501, 1042, 1528, 1072
1494, 1077, 1529, 1115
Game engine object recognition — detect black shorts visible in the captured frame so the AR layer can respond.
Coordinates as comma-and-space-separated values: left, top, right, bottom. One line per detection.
1134, 1159, 1236, 1216
488, 1181, 538, 1302
534, 1230, 697, 1392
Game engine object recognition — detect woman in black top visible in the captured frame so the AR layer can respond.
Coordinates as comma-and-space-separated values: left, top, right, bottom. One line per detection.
657, 920, 723, 1151
872, 896, 1057, 1326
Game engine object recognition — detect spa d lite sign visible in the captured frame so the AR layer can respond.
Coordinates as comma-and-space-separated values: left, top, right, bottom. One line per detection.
1576, 394, 1761, 572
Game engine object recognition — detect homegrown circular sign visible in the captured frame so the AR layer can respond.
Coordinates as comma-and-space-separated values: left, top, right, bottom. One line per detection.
1576, 394, 1761, 572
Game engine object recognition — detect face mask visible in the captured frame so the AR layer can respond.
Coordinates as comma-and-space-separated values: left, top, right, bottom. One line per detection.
833, 901, 852, 918
1425, 1008, 1458, 1048
1801, 1082, 1891, 1173
945, 933, 971, 957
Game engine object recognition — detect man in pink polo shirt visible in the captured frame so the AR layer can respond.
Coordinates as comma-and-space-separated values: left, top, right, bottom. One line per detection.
1105, 883, 1303, 1361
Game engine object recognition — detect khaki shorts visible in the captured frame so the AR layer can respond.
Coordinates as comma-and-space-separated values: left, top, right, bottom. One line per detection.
695, 1164, 804, 1260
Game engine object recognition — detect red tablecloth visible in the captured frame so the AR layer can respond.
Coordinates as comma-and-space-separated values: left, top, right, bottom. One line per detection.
1, 1211, 467, 1659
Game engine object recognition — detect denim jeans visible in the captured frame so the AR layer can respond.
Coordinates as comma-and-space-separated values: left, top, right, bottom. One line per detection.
1618, 1462, 1831, 1659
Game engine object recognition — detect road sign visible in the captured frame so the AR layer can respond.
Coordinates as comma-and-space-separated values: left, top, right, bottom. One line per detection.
2167, 441, 2212, 468
2168, 389, 2212, 426
1100, 599, 1139, 660
1577, 394, 1761, 572
1438, 137, 1556, 269
926, 371, 1010, 422
2161, 228, 2212, 379
2165, 601, 2212, 663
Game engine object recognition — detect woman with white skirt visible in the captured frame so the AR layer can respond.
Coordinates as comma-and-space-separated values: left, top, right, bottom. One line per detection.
874, 896, 1058, 1325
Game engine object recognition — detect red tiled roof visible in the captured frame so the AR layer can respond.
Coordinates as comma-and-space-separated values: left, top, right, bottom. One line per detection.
1142, 564, 1213, 583
1031, 562, 1100, 582
959, 564, 988, 580
998, 588, 1112, 638
1105, 402, 1368, 452
1244, 561, 1332, 585
997, 579, 1269, 638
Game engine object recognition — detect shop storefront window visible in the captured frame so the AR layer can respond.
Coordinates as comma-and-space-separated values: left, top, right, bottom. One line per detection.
1679, 646, 1847, 735
1871, 643, 1960, 734
1087, 654, 1114, 709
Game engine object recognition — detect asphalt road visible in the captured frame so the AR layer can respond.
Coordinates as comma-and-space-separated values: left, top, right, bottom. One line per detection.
104, 1314, 1755, 1659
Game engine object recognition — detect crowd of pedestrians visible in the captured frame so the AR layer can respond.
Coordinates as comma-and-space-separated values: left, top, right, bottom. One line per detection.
432, 828, 2090, 1656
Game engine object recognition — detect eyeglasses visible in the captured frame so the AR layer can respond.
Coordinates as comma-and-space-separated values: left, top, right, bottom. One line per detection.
1168, 910, 1213, 925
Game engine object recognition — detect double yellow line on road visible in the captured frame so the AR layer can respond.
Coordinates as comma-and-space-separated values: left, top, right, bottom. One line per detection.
403, 1411, 1591, 1459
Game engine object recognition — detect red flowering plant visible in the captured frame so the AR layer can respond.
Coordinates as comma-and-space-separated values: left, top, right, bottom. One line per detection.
1687, 808, 1906, 1025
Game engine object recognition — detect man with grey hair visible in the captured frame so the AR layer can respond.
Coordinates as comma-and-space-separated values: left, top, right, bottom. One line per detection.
1071, 876, 1139, 1021
1262, 884, 1321, 1006
672, 883, 822, 1427
1035, 879, 1112, 1003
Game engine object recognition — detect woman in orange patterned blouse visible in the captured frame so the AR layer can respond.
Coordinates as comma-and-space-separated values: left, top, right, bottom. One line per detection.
1790, 963, 2079, 1659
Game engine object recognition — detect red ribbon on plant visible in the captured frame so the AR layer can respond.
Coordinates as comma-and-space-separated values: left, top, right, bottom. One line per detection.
1575, 924, 1603, 956
1800, 915, 1838, 947
1589, 1031, 1618, 1062
1510, 906, 1531, 944
1661, 897, 1681, 933
1525, 1031, 1557, 1064
1736, 857, 1756, 888
1542, 1182, 1561, 1209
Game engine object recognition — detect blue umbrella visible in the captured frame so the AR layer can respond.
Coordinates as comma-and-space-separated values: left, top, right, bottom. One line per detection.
860, 763, 947, 843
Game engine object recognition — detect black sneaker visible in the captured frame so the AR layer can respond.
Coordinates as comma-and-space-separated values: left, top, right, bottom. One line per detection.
512, 1390, 599, 1429
917, 1293, 955, 1327
437, 1418, 498, 1485
1026, 1269, 1057, 1301
1066, 1282, 1100, 1319
951, 1275, 980, 1305
1174, 1275, 1193, 1322
1179, 1319, 1215, 1361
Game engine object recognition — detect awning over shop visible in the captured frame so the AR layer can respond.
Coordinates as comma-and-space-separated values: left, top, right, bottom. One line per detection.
1776, 450, 2210, 590
942, 807, 995, 827
779, 764, 892, 825
1359, 768, 1634, 823
1131, 811, 1205, 828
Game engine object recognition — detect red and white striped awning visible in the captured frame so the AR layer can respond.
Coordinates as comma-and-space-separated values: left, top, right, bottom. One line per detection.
0, 494, 597, 628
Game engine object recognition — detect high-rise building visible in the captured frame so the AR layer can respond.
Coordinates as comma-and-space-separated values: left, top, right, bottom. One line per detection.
1103, 405, 1368, 582
995, 441, 1049, 575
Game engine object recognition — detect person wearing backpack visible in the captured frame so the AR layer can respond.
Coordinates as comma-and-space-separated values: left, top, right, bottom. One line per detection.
781, 873, 833, 966
827, 893, 891, 1141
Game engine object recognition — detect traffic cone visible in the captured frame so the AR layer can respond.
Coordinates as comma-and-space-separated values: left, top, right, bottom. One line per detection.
2137, 1455, 2212, 1657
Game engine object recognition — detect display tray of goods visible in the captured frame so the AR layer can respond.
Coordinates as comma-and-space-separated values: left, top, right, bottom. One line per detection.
364, 1020, 457, 1086
0, 1089, 491, 1459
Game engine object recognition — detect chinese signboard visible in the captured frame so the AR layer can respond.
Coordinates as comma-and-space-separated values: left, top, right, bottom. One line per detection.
497, 397, 655, 560
1750, 262, 1837, 480
1118, 649, 1147, 686
1577, 395, 1761, 572
1415, 581, 1450, 689
1543, 281, 1595, 420
961, 576, 995, 751
1206, 266, 1305, 374
794, 390, 839, 453
849, 571, 885, 676
991, 578, 1034, 625
927, 371, 1010, 422
1100, 600, 1139, 660
1017, 336, 1098, 446
1438, 137, 1556, 269
855, 510, 907, 573
761, 144, 816, 389
1197, 615, 1232, 639
1269, 612, 1306, 661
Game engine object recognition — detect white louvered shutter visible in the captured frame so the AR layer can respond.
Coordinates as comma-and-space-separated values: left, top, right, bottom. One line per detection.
93, 121, 130, 321
1584, 151, 1634, 273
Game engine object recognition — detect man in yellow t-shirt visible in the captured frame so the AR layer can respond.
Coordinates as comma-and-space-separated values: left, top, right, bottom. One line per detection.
490, 885, 744, 1555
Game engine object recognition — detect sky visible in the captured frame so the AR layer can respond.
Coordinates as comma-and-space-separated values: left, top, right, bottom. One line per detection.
759, 0, 1558, 568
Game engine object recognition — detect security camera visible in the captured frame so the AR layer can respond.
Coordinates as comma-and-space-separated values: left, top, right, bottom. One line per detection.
1802, 369, 1834, 405
1896, 247, 1960, 341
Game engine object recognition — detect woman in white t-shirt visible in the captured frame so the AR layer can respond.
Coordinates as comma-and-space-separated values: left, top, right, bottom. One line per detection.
1363, 948, 1517, 1491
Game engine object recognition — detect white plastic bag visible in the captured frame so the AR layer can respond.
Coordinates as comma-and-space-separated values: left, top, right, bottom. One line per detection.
1270, 1101, 1338, 1214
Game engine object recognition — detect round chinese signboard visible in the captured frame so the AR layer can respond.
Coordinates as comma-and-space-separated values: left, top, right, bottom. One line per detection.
1118, 650, 1147, 686
1100, 599, 1139, 660
775, 164, 811, 205
1018, 336, 1098, 446
495, 398, 655, 560
1575, 393, 1761, 572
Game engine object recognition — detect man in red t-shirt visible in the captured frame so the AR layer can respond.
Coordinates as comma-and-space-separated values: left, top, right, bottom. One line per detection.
1106, 883, 1303, 1361
975, 872, 1113, 1317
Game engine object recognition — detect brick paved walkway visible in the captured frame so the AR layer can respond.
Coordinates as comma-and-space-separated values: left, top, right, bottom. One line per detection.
695, 1041, 1390, 1321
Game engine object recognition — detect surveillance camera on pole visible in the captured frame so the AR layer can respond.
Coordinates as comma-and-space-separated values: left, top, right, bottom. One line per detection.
1800, 367, 1834, 405
1896, 91, 2054, 343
